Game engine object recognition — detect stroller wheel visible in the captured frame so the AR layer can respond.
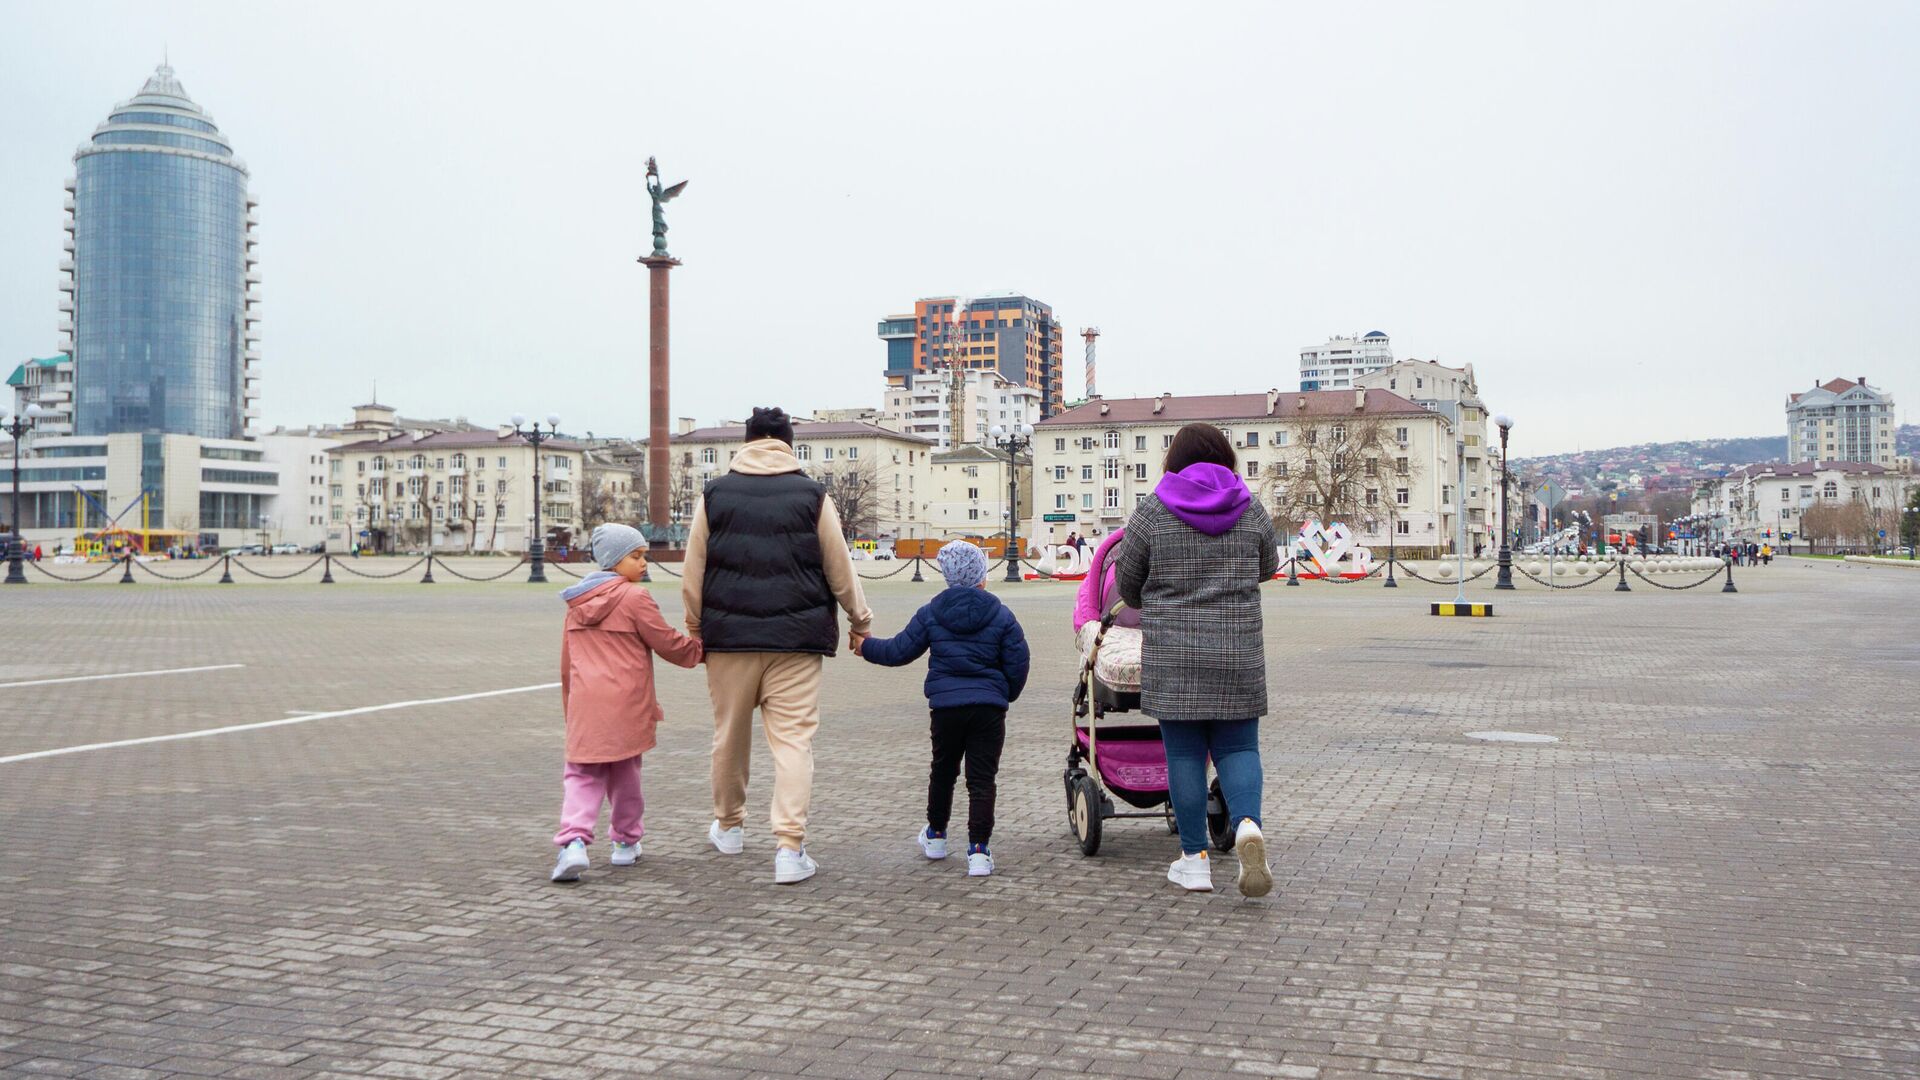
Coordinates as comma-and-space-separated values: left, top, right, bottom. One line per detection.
1206, 777, 1233, 853
1070, 774, 1103, 856
1163, 803, 1178, 835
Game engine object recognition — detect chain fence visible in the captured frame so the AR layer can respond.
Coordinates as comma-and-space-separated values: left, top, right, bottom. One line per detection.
331, 556, 429, 580
27, 558, 126, 582
132, 558, 229, 582
433, 557, 531, 582
1514, 562, 1628, 590
229, 556, 328, 581
1625, 560, 1730, 591
548, 561, 588, 579
1392, 559, 1497, 585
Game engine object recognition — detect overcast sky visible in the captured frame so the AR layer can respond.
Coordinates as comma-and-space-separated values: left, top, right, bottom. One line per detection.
3, 2, 1915, 455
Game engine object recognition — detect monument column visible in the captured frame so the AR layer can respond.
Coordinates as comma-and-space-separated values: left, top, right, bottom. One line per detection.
641, 253, 679, 553
639, 157, 687, 554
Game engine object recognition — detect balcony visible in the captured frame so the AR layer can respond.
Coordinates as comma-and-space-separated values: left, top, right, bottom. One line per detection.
244, 349, 261, 363
243, 308, 262, 324
62, 237, 74, 253
58, 275, 74, 294
245, 269, 261, 285
57, 319, 73, 334
58, 258, 73, 273
63, 196, 74, 212
245, 289, 262, 305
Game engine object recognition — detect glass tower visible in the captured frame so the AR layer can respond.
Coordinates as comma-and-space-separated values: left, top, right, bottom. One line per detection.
63, 64, 259, 439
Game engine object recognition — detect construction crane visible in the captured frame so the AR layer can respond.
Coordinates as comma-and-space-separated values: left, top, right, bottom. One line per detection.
1081, 327, 1101, 399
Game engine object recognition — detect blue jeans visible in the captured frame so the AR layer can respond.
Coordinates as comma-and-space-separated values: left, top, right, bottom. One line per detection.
1159, 718, 1263, 855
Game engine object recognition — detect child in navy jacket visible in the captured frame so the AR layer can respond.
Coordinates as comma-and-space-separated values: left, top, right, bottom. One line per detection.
856, 541, 1029, 876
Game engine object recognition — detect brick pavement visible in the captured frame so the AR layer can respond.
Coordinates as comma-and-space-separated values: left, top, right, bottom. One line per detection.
0, 558, 1915, 1078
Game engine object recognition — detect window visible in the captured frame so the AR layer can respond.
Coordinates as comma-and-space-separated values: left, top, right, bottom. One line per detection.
1365, 489, 1379, 506
498, 457, 507, 469
797, 444, 811, 461
701, 447, 717, 465
1245, 461, 1260, 478
1245, 431, 1259, 447
1397, 519, 1410, 534
848, 446, 858, 460
1055, 494, 1069, 509
1104, 430, 1120, 450
410, 454, 425, 471
1104, 488, 1120, 509
1134, 463, 1147, 480
1081, 465, 1093, 481
1395, 426, 1409, 444
435, 458, 445, 470
967, 487, 979, 499
1134, 435, 1147, 451
434, 481, 444, 496
1055, 438, 1066, 451
372, 456, 385, 473
1822, 480, 1838, 499
1395, 457, 1409, 475
1054, 465, 1067, 481
969, 508, 980, 521
1442, 485, 1454, 504
452, 454, 465, 470
1396, 488, 1409, 506
1273, 461, 1289, 479
1103, 460, 1119, 480
1305, 428, 1317, 446
476, 481, 486, 494
1274, 431, 1290, 448
1081, 493, 1094, 509
1163, 434, 1174, 449
822, 447, 834, 461
1780, 489, 1790, 503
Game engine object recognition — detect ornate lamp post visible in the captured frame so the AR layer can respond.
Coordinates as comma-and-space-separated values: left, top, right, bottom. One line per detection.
1494, 414, 1515, 590
4, 404, 45, 584
514, 413, 562, 583
989, 423, 1034, 583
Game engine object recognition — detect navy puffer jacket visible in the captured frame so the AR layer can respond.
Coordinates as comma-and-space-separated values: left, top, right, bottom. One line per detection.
860, 587, 1030, 709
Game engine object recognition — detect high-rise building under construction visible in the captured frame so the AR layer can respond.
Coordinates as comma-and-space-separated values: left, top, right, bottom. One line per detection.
877, 294, 1064, 417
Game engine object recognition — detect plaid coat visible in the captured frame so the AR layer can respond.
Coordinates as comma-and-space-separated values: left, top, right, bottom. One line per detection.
1114, 494, 1279, 722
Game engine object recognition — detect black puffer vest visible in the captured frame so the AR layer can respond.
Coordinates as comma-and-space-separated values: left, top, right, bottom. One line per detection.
699, 470, 838, 655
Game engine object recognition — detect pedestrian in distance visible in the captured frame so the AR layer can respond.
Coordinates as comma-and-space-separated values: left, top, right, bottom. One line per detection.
682, 406, 874, 885
550, 524, 704, 883
1116, 422, 1279, 898
854, 540, 1030, 877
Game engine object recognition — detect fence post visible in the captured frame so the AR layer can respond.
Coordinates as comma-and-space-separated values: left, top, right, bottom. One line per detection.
320, 554, 335, 584
1614, 558, 1631, 592
1721, 556, 1738, 593
911, 555, 924, 583
219, 554, 234, 584
119, 553, 136, 584
1383, 554, 1397, 588
420, 554, 436, 584
1285, 555, 1299, 586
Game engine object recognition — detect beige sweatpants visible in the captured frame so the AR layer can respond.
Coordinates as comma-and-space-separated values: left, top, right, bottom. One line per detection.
706, 651, 824, 850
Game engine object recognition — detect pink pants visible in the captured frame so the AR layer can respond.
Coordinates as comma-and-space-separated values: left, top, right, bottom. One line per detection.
554, 756, 644, 847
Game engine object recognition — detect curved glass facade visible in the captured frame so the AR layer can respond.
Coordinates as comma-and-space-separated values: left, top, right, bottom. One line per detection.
72, 64, 251, 439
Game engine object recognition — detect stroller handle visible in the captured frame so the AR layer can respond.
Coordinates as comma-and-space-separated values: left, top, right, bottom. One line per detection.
1098, 600, 1131, 631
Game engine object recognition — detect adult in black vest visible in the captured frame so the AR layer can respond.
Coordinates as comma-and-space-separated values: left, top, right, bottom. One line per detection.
682, 407, 873, 885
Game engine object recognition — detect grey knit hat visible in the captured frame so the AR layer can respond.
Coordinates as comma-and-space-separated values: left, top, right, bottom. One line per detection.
590, 523, 646, 569
936, 540, 988, 589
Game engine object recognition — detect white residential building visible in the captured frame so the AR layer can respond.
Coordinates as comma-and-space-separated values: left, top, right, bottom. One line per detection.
1299, 331, 1393, 391
1786, 377, 1898, 467
327, 428, 585, 555
660, 420, 936, 541
925, 444, 1032, 541
1715, 460, 1910, 546
1031, 388, 1472, 557
883, 369, 1042, 450
6, 354, 76, 438
1355, 358, 1500, 552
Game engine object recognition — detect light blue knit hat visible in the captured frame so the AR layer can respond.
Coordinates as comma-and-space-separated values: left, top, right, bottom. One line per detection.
590, 523, 646, 569
936, 540, 988, 589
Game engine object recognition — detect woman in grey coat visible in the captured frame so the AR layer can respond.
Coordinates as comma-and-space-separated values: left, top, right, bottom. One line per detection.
1116, 423, 1278, 896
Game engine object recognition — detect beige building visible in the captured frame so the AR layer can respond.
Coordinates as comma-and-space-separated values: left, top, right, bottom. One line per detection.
1355, 358, 1501, 551
924, 444, 1032, 541
658, 420, 936, 541
1786, 377, 1897, 467
325, 414, 584, 554
1032, 388, 1471, 557
883, 369, 1044, 450
1716, 460, 1910, 547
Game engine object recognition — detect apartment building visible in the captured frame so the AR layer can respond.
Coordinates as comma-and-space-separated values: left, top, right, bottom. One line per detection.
1711, 460, 1909, 545
1031, 388, 1471, 557
657, 420, 936, 541
1355, 358, 1500, 550
1786, 377, 1898, 466
882, 368, 1043, 450
326, 427, 585, 554
1299, 331, 1393, 390
878, 294, 1065, 416
924, 443, 1032, 541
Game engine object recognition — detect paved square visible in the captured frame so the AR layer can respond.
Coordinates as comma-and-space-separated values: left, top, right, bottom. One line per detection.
1, 559, 1915, 1078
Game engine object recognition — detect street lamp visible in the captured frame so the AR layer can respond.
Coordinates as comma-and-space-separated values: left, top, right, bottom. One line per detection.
514, 412, 562, 583
989, 423, 1034, 583
387, 508, 401, 554
1494, 414, 1515, 590
3, 403, 46, 584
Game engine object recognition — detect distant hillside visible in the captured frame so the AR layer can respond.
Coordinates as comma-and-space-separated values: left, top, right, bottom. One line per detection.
1513, 424, 1916, 494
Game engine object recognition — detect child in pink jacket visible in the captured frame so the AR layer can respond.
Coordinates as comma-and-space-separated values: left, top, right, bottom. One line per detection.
551, 524, 703, 882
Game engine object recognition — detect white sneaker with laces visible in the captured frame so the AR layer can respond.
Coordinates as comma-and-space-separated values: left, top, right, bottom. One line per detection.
917, 827, 948, 860
967, 850, 994, 877
708, 820, 744, 856
611, 840, 641, 867
1233, 819, 1272, 898
774, 846, 818, 884
1166, 850, 1213, 892
550, 839, 589, 882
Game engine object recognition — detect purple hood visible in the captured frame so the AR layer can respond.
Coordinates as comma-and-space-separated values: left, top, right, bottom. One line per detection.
1155, 463, 1252, 536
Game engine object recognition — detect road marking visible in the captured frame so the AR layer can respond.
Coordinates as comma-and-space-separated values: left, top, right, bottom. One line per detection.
0, 682, 561, 765
0, 663, 246, 690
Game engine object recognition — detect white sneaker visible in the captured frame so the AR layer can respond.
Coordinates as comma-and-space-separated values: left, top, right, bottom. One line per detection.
550, 840, 589, 882
967, 849, 994, 877
1233, 820, 1272, 898
917, 827, 949, 860
1167, 850, 1213, 892
774, 846, 817, 884
708, 820, 744, 856
611, 840, 641, 867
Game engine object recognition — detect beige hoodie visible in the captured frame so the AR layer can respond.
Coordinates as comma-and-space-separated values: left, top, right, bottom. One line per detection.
680, 438, 873, 641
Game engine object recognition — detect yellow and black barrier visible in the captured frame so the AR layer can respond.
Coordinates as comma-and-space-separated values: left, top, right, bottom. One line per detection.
1430, 602, 1494, 617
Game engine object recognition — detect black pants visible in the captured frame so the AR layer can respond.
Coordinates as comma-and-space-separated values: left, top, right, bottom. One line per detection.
927, 705, 1006, 847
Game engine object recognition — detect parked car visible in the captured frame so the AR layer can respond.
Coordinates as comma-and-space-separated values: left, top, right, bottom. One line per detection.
231, 544, 266, 556
270, 543, 303, 555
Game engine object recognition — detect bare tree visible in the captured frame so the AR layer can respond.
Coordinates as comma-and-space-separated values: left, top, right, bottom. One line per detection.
577, 475, 616, 534
486, 476, 512, 553
1260, 416, 1418, 542
814, 459, 880, 542
1800, 500, 1870, 553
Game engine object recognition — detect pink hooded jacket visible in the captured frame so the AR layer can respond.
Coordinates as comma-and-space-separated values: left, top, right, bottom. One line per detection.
1073, 529, 1140, 632
560, 578, 703, 763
